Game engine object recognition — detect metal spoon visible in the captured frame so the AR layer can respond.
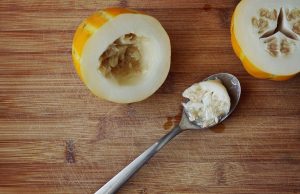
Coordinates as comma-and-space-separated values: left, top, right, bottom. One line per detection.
94, 73, 241, 194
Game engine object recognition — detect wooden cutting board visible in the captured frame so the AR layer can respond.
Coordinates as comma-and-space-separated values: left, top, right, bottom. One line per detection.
0, 0, 299, 193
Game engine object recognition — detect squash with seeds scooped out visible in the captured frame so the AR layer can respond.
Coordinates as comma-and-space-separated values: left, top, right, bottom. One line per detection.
231, 0, 300, 80
72, 8, 171, 103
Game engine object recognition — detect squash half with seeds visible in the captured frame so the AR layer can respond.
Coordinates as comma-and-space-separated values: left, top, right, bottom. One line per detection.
72, 8, 171, 103
231, 0, 300, 80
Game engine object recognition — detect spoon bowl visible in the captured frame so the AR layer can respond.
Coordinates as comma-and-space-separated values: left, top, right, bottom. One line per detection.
181, 73, 241, 130
95, 73, 241, 194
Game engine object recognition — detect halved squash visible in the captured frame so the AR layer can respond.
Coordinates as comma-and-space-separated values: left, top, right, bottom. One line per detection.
72, 8, 171, 103
231, 0, 300, 80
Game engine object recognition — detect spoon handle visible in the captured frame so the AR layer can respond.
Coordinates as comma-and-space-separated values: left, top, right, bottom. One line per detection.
94, 125, 182, 194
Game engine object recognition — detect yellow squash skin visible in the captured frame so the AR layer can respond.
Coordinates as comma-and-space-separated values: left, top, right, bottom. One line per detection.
230, 6, 296, 81
72, 8, 139, 81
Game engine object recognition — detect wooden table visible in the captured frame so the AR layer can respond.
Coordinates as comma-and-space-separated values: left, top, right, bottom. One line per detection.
1, 0, 299, 193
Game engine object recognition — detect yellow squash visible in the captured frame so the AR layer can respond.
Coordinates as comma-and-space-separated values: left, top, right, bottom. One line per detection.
72, 8, 171, 103
231, 0, 300, 81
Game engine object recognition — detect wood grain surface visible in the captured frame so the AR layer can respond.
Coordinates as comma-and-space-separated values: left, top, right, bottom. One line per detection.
1, 0, 300, 193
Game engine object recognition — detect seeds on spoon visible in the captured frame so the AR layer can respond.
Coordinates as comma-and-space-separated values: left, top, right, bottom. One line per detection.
182, 79, 231, 128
